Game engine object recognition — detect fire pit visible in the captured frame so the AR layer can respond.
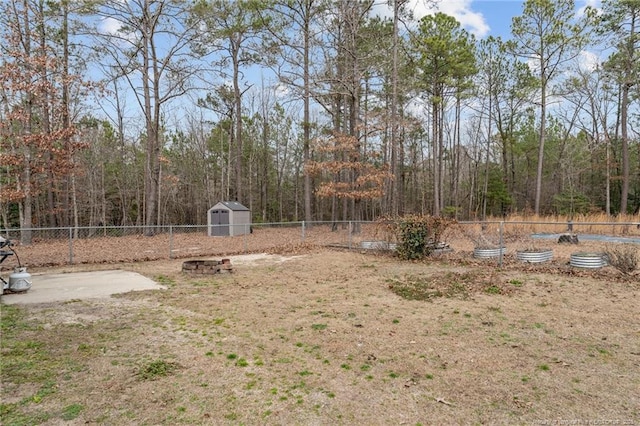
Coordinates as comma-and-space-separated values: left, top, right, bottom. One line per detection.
182, 259, 233, 275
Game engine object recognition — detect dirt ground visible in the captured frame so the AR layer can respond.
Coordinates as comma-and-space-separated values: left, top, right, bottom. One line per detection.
1, 240, 639, 425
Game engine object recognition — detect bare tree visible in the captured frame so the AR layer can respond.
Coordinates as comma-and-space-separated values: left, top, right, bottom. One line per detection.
599, 0, 640, 214
265, 0, 329, 223
508, 0, 593, 215
563, 65, 618, 215
89, 0, 199, 234
191, 0, 272, 204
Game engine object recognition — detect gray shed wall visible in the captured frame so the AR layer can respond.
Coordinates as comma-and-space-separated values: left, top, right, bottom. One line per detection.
208, 202, 251, 237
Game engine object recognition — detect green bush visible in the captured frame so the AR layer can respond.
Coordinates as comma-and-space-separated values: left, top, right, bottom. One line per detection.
386, 215, 455, 260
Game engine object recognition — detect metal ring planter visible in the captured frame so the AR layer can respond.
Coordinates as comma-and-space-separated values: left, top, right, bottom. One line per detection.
473, 247, 506, 259
360, 241, 397, 251
516, 249, 553, 263
430, 247, 454, 256
570, 252, 607, 269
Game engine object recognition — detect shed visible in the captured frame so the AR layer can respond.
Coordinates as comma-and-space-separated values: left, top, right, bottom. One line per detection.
208, 201, 251, 237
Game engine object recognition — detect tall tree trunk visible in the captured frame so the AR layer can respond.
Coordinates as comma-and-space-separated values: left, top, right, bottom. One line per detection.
452, 93, 461, 214
233, 37, 244, 202
33, 0, 57, 228
61, 0, 79, 235
482, 90, 492, 220
20, 0, 33, 244
619, 9, 637, 214
142, 1, 158, 236
534, 68, 547, 215
432, 97, 440, 216
303, 0, 312, 223
438, 100, 445, 215
390, 0, 402, 216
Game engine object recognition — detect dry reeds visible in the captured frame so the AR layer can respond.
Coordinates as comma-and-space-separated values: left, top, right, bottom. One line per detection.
479, 213, 640, 237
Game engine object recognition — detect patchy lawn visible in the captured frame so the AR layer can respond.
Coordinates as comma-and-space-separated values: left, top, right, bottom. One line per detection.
1, 248, 639, 425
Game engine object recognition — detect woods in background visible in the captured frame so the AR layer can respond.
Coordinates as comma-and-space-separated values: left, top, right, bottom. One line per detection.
1, 0, 639, 234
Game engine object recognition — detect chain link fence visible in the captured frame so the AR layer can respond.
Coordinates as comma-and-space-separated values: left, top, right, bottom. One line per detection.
0, 222, 385, 268
1, 219, 639, 268
451, 219, 640, 268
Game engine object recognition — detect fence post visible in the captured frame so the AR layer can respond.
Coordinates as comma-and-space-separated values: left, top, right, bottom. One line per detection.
68, 227, 74, 264
348, 221, 352, 249
301, 221, 306, 242
169, 225, 173, 259
243, 227, 247, 253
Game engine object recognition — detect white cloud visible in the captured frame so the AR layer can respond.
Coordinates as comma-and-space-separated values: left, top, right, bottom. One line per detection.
576, 0, 602, 18
436, 0, 489, 38
526, 54, 541, 74
372, 0, 489, 38
99, 16, 139, 44
274, 82, 290, 98
99, 17, 122, 36
578, 50, 599, 72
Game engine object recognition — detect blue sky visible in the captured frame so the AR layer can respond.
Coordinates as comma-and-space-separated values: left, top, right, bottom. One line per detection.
91, 0, 605, 132
465, 0, 526, 38
377, 0, 602, 40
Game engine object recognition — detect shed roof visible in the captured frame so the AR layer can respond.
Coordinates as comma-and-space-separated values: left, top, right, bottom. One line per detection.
215, 201, 249, 211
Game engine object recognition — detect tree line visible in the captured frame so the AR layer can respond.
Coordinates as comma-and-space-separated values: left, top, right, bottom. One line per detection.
1, 0, 639, 241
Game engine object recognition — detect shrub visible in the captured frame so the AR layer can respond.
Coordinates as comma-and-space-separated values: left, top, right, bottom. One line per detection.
380, 215, 455, 260
604, 245, 639, 275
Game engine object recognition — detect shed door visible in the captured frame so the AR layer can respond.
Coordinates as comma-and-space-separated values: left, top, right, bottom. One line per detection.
210, 209, 230, 236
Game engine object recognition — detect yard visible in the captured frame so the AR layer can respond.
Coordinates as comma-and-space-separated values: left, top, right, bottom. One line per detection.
1, 240, 639, 425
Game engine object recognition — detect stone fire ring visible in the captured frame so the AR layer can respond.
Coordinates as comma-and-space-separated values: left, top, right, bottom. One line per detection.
182, 259, 233, 274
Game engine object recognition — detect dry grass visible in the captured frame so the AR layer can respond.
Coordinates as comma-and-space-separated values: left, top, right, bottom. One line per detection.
1, 248, 639, 425
489, 212, 640, 236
